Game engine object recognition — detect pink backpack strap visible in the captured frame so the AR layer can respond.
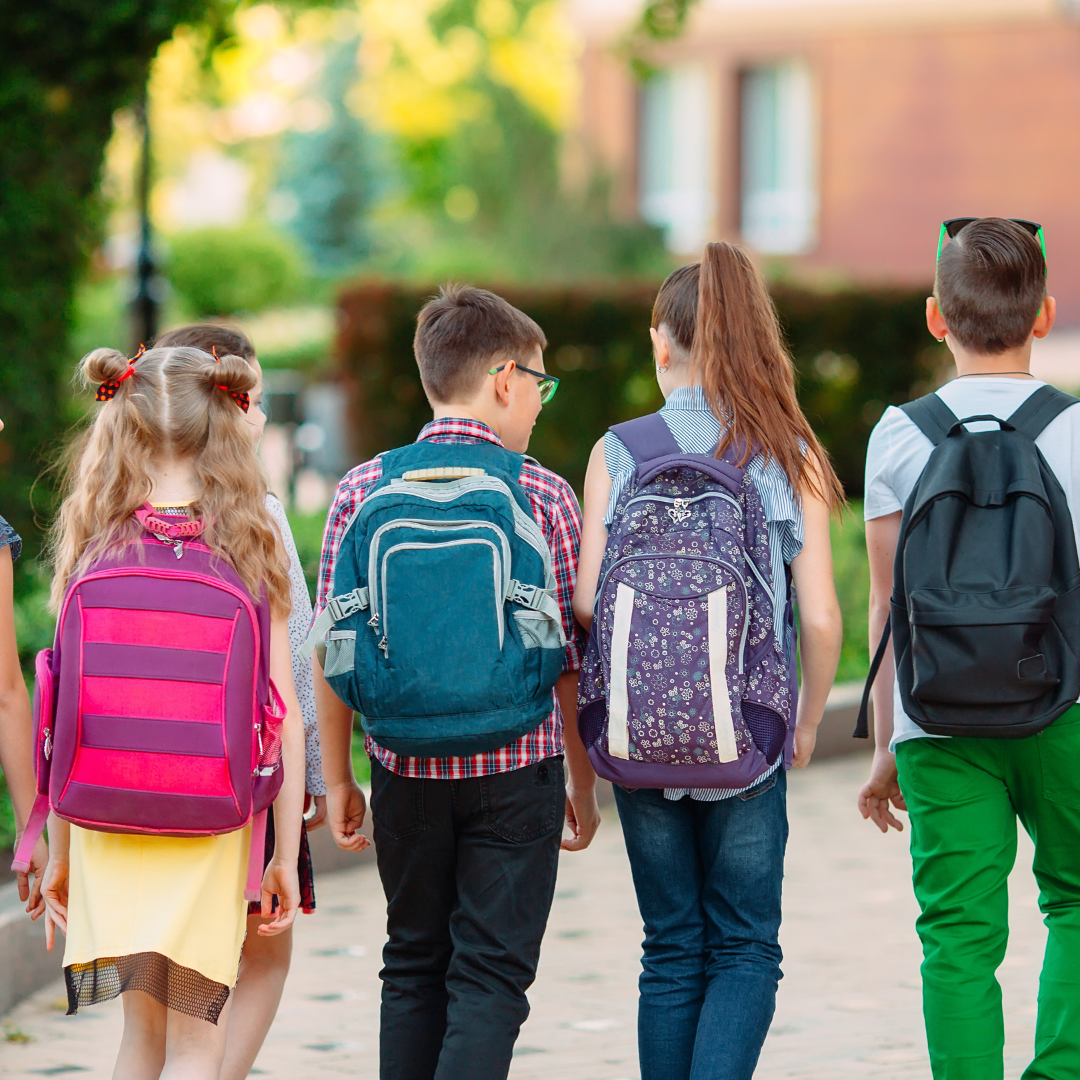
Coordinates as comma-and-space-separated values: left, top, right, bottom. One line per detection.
245, 808, 269, 903
11, 793, 50, 873
135, 503, 205, 540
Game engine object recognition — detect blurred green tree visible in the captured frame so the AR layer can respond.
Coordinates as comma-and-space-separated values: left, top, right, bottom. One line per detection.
352, 0, 670, 283
0, 1, 222, 589
167, 223, 305, 315
273, 34, 383, 271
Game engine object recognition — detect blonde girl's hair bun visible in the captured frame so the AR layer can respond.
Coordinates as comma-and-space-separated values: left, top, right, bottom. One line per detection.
81, 347, 131, 390
198, 351, 257, 395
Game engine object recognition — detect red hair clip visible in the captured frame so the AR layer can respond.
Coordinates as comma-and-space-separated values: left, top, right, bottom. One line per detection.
217, 385, 250, 412
95, 344, 145, 402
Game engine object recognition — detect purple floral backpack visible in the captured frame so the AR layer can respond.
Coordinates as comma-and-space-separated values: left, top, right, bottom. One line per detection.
578, 413, 798, 789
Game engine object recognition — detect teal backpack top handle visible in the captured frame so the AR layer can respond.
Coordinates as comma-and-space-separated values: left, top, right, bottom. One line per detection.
303, 440, 566, 758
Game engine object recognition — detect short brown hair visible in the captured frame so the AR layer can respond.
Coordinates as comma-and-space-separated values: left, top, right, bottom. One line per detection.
155, 323, 257, 363
413, 284, 547, 403
936, 218, 1046, 354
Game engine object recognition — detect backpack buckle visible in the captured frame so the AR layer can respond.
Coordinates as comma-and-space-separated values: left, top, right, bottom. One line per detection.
507, 580, 542, 609
327, 588, 369, 622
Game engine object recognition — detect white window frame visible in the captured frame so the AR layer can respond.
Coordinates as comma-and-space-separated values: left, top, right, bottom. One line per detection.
740, 60, 818, 255
638, 64, 715, 254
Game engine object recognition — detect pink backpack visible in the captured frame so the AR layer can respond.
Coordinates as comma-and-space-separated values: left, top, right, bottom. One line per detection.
12, 507, 285, 901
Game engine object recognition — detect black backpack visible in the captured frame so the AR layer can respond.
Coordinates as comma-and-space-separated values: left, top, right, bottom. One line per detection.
856, 385, 1080, 739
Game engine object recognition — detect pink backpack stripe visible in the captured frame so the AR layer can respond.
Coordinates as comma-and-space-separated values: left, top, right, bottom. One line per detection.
71, 746, 233, 798
83, 607, 235, 652
80, 715, 224, 757
82, 676, 224, 722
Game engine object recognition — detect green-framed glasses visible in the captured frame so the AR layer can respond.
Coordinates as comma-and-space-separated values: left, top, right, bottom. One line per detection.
488, 362, 560, 405
936, 217, 1046, 264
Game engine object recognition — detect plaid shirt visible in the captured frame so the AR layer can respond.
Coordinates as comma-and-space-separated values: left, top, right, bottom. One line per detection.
314, 417, 584, 779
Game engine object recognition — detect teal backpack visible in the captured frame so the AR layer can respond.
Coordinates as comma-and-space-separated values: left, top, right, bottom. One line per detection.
302, 441, 566, 757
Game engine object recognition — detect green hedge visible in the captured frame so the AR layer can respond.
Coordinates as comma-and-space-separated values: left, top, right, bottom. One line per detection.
336, 281, 942, 496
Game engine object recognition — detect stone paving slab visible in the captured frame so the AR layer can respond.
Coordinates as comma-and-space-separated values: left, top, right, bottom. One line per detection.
0, 757, 1047, 1078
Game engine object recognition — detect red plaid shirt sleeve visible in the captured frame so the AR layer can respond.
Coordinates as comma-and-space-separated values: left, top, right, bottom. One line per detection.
519, 459, 584, 672
314, 457, 383, 621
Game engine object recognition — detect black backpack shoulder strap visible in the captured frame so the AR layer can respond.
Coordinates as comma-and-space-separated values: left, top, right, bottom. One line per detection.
1006, 384, 1080, 441
899, 393, 960, 447
609, 412, 681, 467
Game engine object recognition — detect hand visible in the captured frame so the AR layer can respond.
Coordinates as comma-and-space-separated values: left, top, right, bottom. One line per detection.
258, 858, 300, 937
327, 781, 371, 853
562, 783, 601, 852
858, 750, 908, 833
18, 834, 49, 918
40, 855, 69, 951
792, 720, 818, 769
304, 793, 328, 831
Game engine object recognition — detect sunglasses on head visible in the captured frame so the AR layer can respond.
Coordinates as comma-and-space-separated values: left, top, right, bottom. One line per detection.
936, 218, 1046, 263
488, 362, 560, 405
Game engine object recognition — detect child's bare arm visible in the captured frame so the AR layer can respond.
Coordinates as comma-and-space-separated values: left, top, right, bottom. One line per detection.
788, 479, 843, 767
0, 545, 47, 912
0, 547, 36, 828
572, 439, 612, 631
857, 511, 907, 833
42, 814, 69, 949
558, 671, 599, 852
313, 657, 369, 853
262, 615, 305, 935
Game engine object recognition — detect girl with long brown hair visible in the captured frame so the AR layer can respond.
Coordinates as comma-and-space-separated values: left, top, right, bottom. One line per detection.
573, 242, 843, 1080
39, 345, 305, 1080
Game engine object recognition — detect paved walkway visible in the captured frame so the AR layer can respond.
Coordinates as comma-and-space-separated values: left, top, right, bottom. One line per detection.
0, 756, 1048, 1078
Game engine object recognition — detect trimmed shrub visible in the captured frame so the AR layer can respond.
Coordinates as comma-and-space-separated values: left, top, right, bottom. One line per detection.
167, 224, 304, 317
336, 281, 942, 496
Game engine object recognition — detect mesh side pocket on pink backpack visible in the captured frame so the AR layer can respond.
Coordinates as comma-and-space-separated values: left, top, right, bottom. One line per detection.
258, 680, 286, 772
252, 679, 286, 815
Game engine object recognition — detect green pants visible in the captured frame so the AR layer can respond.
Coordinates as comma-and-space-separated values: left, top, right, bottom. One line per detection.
897, 705, 1080, 1080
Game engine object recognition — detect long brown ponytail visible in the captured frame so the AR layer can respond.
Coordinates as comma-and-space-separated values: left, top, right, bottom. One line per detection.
658, 242, 844, 506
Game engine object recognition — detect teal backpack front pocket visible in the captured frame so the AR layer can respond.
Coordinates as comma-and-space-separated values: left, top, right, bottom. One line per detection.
375, 532, 511, 717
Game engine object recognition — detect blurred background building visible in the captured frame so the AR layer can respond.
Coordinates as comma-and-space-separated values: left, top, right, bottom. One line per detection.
573, 0, 1080, 320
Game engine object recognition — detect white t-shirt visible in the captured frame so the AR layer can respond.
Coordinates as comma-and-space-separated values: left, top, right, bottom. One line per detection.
863, 377, 1080, 750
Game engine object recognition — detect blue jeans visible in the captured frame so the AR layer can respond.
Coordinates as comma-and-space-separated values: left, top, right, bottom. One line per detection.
614, 770, 788, 1080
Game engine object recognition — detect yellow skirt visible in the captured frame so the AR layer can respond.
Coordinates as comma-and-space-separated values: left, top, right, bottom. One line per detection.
63, 824, 250, 1022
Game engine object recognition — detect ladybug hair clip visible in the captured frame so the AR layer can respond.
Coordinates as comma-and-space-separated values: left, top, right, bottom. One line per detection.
95, 344, 145, 402
210, 345, 249, 411
217, 385, 250, 412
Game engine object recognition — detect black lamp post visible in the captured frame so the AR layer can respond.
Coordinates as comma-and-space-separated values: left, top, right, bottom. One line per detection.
131, 89, 159, 350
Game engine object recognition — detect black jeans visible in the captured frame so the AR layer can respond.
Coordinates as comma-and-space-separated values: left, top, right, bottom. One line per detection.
370, 755, 565, 1080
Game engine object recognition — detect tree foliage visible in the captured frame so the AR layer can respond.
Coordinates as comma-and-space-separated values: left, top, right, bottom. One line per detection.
0, 1, 221, 589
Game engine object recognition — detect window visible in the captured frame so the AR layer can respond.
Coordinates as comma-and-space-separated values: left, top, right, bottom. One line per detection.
638, 65, 713, 253
740, 61, 816, 254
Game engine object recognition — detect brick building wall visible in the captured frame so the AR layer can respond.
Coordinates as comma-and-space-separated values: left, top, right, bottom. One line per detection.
573, 1, 1080, 323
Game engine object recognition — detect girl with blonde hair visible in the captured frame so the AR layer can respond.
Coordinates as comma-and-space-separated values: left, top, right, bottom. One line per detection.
41, 344, 305, 1080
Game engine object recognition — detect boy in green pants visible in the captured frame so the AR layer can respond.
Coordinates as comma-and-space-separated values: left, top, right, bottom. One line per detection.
859, 217, 1080, 1079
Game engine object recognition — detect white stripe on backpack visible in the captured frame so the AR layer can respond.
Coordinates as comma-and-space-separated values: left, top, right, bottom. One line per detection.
608, 583, 635, 759
708, 587, 739, 763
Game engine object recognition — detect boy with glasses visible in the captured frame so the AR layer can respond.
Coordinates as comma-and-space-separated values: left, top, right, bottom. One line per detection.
859, 217, 1080, 1079
311, 283, 600, 1080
